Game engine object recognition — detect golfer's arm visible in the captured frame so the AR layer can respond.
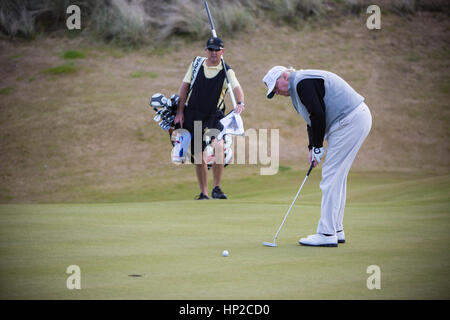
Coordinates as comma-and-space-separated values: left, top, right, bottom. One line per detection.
307, 125, 313, 150
297, 80, 326, 148
177, 82, 190, 114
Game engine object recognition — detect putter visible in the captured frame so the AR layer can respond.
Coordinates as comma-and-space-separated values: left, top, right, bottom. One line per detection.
263, 162, 315, 247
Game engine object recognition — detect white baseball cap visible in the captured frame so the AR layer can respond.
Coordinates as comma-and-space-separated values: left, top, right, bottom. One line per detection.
262, 66, 287, 99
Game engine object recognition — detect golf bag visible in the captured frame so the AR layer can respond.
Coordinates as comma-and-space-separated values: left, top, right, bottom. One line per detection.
149, 92, 233, 168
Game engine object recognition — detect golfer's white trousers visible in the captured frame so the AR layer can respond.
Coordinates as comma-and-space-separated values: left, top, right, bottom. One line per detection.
317, 102, 372, 235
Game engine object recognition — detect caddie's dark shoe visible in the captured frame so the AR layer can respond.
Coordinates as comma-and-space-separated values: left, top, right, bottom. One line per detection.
195, 193, 210, 200
212, 186, 227, 199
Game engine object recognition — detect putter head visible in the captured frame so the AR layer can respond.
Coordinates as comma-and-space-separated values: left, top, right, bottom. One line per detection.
262, 241, 277, 247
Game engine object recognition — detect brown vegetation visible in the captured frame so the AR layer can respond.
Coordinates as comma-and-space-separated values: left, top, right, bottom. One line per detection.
0, 8, 449, 203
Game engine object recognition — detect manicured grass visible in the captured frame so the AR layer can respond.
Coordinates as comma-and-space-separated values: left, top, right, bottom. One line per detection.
0, 172, 448, 299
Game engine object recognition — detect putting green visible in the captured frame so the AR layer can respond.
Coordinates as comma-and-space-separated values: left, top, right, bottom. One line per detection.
0, 171, 449, 299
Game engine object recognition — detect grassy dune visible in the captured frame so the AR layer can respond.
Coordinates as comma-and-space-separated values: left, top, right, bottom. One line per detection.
0, 171, 448, 299
0, 11, 449, 203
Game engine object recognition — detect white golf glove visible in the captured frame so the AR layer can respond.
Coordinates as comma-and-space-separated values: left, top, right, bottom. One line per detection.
311, 147, 324, 164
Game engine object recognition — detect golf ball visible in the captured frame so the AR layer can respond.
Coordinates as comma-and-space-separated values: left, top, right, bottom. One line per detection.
222, 250, 229, 257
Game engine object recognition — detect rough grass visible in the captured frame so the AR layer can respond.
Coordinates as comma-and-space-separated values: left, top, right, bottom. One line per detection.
0, 12, 449, 203
43, 63, 78, 75
2, 0, 448, 47
62, 50, 85, 59
0, 87, 14, 95
130, 71, 159, 79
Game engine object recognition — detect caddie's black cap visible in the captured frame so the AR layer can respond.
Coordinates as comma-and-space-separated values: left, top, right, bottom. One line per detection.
206, 37, 224, 50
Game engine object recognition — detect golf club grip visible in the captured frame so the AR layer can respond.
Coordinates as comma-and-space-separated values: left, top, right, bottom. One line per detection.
307, 162, 314, 176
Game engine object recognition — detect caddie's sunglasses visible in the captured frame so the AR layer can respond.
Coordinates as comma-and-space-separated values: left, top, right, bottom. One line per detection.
207, 48, 221, 52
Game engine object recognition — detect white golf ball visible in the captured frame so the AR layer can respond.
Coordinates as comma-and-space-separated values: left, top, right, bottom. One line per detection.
222, 250, 229, 257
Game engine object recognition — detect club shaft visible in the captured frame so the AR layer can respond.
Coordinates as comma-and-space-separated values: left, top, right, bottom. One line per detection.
273, 163, 314, 241
203, 0, 237, 109
204, 0, 216, 36
221, 57, 237, 107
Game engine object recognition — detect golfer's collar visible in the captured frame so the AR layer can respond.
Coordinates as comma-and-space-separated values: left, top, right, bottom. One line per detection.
288, 73, 295, 92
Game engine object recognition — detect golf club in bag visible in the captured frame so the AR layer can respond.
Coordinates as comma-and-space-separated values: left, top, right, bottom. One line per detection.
263, 162, 315, 247
149, 92, 233, 167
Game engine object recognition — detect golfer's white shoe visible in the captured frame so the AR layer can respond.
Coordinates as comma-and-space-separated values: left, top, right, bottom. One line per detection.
299, 233, 338, 247
337, 230, 346, 243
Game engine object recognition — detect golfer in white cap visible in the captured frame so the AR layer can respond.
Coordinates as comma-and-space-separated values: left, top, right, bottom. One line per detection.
262, 66, 372, 247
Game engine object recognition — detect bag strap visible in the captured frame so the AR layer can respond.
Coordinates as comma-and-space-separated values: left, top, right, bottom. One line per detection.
190, 56, 206, 91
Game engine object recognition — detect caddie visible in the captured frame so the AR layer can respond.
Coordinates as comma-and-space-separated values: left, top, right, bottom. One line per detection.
262, 66, 372, 246
174, 36, 245, 200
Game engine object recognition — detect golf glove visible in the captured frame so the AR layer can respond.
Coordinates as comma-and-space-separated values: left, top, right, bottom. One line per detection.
311, 147, 324, 164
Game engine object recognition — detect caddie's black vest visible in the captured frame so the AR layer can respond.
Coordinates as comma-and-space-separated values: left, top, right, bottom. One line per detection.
185, 63, 229, 122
